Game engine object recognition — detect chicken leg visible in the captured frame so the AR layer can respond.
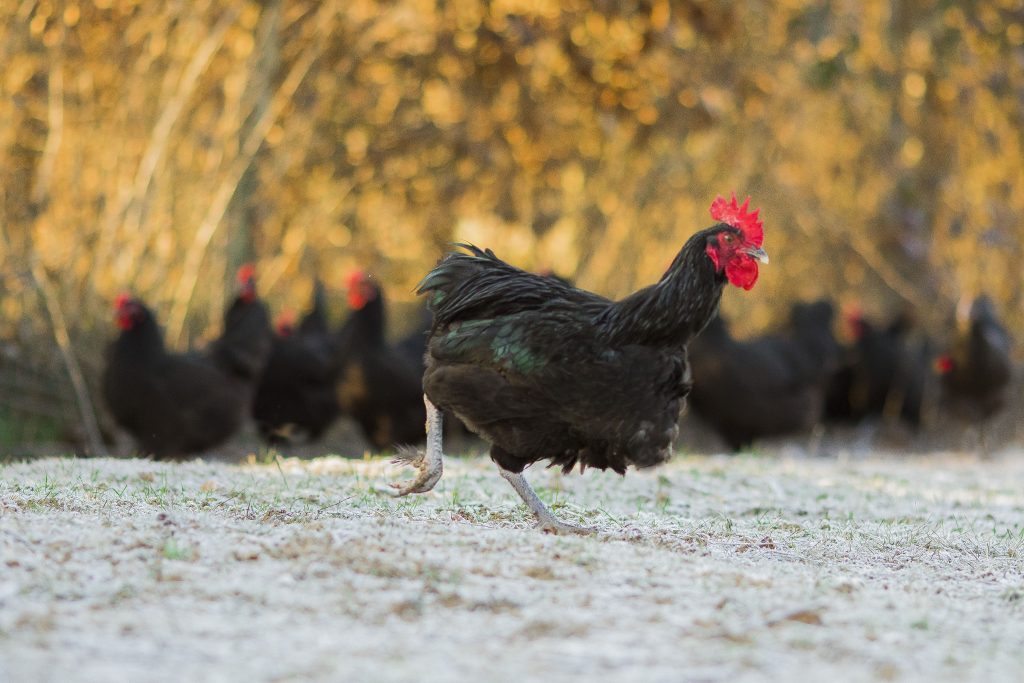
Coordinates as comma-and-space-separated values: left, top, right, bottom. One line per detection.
379, 395, 444, 496
498, 468, 596, 535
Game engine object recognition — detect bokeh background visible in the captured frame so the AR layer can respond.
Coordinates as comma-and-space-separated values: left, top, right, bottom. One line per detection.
1, 0, 1022, 451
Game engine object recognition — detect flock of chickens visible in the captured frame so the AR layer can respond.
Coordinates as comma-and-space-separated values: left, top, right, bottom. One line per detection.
101, 195, 1014, 531
103, 269, 429, 459
688, 294, 1013, 452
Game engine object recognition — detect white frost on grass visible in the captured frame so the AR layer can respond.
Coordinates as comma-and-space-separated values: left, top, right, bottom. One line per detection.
1, 452, 1024, 682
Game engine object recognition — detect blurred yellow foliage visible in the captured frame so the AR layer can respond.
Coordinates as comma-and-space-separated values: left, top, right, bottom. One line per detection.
1, 0, 1023, 440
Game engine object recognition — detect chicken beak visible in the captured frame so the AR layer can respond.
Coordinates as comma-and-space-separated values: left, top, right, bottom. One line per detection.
745, 245, 769, 264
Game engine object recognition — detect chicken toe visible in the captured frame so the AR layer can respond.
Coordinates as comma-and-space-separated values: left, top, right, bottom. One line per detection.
376, 395, 444, 496
499, 468, 596, 535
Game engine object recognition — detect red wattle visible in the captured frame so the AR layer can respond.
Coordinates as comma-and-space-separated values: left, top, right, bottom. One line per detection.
725, 256, 759, 290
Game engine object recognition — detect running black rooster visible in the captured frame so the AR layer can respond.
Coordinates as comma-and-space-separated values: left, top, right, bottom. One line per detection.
335, 271, 427, 451
382, 194, 768, 533
936, 295, 1012, 423
252, 281, 341, 443
688, 300, 839, 451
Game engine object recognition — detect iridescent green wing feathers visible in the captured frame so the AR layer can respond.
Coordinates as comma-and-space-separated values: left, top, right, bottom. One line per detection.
417, 244, 606, 376
416, 244, 605, 330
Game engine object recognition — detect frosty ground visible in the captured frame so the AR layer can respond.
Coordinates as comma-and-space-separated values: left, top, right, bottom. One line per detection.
2, 450, 1023, 682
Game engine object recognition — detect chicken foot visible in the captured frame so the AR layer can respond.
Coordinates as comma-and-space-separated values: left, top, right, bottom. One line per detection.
498, 468, 596, 535
378, 395, 444, 496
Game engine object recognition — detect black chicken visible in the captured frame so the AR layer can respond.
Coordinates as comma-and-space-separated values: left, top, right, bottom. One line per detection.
296, 279, 331, 338
104, 266, 272, 458
824, 309, 931, 428
335, 271, 427, 451
936, 295, 1012, 423
252, 281, 341, 444
208, 264, 274, 384
102, 312, 239, 457
688, 300, 839, 451
382, 194, 768, 533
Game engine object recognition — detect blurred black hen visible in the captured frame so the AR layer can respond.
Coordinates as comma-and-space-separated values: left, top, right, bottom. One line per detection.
103, 266, 272, 458
824, 310, 931, 428
937, 295, 1012, 422
335, 271, 427, 451
394, 304, 432, 375
252, 280, 341, 444
688, 300, 840, 451
208, 264, 274, 384
381, 195, 768, 533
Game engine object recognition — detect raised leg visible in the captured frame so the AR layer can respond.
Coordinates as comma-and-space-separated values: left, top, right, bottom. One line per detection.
378, 395, 444, 496
498, 467, 596, 535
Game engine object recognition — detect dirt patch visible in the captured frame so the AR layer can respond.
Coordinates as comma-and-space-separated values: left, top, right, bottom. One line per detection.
2, 451, 1024, 682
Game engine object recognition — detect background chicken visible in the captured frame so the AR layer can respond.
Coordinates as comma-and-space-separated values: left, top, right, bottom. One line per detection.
393, 304, 432, 376
825, 309, 932, 429
208, 264, 274, 385
688, 300, 839, 451
103, 301, 246, 458
383, 195, 768, 533
937, 295, 1013, 426
335, 271, 427, 451
252, 281, 341, 444
103, 266, 272, 458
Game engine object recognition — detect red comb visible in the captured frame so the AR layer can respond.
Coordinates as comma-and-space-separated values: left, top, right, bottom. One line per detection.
935, 355, 955, 374
710, 193, 763, 247
346, 270, 377, 310
236, 263, 256, 285
114, 293, 136, 329
842, 305, 867, 339
346, 270, 369, 288
276, 309, 296, 336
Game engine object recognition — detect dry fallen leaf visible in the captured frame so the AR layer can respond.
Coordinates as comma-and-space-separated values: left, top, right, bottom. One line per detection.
778, 609, 824, 626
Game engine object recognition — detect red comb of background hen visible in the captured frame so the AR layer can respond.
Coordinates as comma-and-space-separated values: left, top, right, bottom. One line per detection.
236, 263, 256, 285
114, 293, 137, 329
843, 304, 864, 325
710, 193, 763, 247
842, 304, 866, 339
935, 355, 955, 374
235, 264, 258, 303
276, 309, 297, 336
345, 269, 367, 289
346, 270, 375, 310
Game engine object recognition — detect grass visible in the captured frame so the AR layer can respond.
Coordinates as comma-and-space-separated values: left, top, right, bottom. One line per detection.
161, 538, 195, 561
2, 452, 1024, 682
0, 409, 63, 451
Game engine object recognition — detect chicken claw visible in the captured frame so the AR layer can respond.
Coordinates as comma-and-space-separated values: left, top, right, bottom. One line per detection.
375, 395, 444, 497
499, 469, 597, 536
380, 446, 443, 496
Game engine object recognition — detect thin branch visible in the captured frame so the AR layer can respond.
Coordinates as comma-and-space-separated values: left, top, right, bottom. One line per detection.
842, 228, 935, 312
20, 25, 107, 456
30, 22, 63, 206
165, 0, 340, 344
93, 6, 241, 274
29, 258, 107, 456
